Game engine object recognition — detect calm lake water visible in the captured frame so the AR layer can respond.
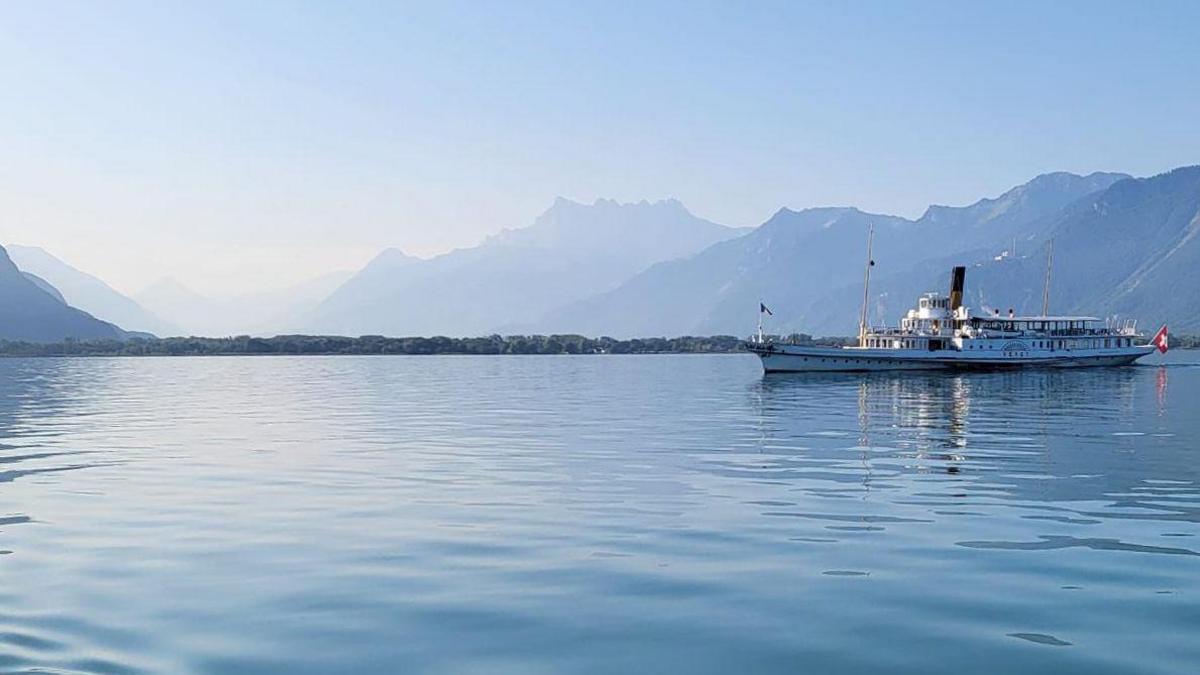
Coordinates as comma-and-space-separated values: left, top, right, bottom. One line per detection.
0, 353, 1197, 674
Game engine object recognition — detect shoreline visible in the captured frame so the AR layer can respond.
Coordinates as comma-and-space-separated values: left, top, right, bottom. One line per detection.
1, 334, 1192, 358
0, 334, 846, 358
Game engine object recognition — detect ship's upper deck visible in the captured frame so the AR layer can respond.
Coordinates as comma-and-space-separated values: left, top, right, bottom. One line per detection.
961, 314, 1135, 338
973, 315, 1101, 323
864, 293, 1138, 341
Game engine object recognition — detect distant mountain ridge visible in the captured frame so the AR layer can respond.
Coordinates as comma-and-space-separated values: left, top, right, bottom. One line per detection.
942, 166, 1200, 329
0, 245, 127, 342
21, 272, 66, 303
134, 271, 354, 337
918, 171, 1130, 239
7, 245, 176, 336
303, 197, 747, 336
539, 171, 1133, 337
8, 167, 1196, 341
790, 167, 1200, 335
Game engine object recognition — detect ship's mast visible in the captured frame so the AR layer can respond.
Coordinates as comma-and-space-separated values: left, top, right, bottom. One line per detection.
1041, 237, 1054, 317
858, 223, 874, 347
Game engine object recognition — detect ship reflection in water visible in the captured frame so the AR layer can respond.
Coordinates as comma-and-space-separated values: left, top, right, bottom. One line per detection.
750, 366, 1176, 508
0, 355, 1195, 674
740, 361, 1197, 670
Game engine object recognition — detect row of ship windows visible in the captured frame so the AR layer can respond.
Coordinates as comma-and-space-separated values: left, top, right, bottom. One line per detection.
865, 339, 946, 349
866, 338, 1134, 350
867, 339, 928, 349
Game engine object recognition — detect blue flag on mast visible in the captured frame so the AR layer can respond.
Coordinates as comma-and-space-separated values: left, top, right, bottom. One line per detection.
760, 302, 773, 316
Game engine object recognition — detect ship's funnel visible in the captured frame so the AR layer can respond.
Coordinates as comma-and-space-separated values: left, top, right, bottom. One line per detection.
949, 266, 966, 312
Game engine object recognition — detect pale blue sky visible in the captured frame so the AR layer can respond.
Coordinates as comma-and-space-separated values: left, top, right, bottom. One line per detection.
2, 0, 1198, 294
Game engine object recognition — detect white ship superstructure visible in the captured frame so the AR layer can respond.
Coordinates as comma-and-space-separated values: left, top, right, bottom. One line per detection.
748, 230, 1166, 372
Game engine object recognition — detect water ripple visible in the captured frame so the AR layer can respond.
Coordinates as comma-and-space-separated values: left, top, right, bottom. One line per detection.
0, 354, 1195, 673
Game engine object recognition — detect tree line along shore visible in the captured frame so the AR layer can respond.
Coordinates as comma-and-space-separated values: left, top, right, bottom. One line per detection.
0, 334, 832, 357
0, 333, 1192, 357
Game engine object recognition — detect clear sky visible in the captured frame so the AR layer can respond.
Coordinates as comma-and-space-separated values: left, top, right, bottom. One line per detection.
2, 0, 1198, 295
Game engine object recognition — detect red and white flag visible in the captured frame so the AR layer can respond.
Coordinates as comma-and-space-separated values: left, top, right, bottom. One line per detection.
1152, 325, 1169, 354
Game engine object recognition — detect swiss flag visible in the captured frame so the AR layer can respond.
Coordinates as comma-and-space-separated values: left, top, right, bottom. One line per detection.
1152, 325, 1169, 354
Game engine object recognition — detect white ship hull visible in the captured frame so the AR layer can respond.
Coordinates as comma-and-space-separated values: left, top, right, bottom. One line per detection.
750, 343, 1154, 373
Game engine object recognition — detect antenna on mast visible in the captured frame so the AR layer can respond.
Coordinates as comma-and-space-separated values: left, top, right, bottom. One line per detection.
1041, 238, 1054, 317
858, 223, 875, 346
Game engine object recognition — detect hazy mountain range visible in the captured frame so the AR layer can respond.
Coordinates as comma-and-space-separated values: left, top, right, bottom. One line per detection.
2, 166, 1198, 343
7, 245, 178, 336
835, 166, 1200, 334
542, 171, 1134, 337
0, 245, 127, 342
300, 198, 747, 336
134, 271, 354, 337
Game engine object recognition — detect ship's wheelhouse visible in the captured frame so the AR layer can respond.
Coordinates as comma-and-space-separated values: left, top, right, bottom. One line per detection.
898, 293, 954, 336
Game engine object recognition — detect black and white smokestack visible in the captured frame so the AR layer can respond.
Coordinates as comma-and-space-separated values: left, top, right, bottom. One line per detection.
949, 266, 966, 312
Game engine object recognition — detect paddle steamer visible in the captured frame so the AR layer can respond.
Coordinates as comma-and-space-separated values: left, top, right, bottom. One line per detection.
747, 229, 1166, 372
